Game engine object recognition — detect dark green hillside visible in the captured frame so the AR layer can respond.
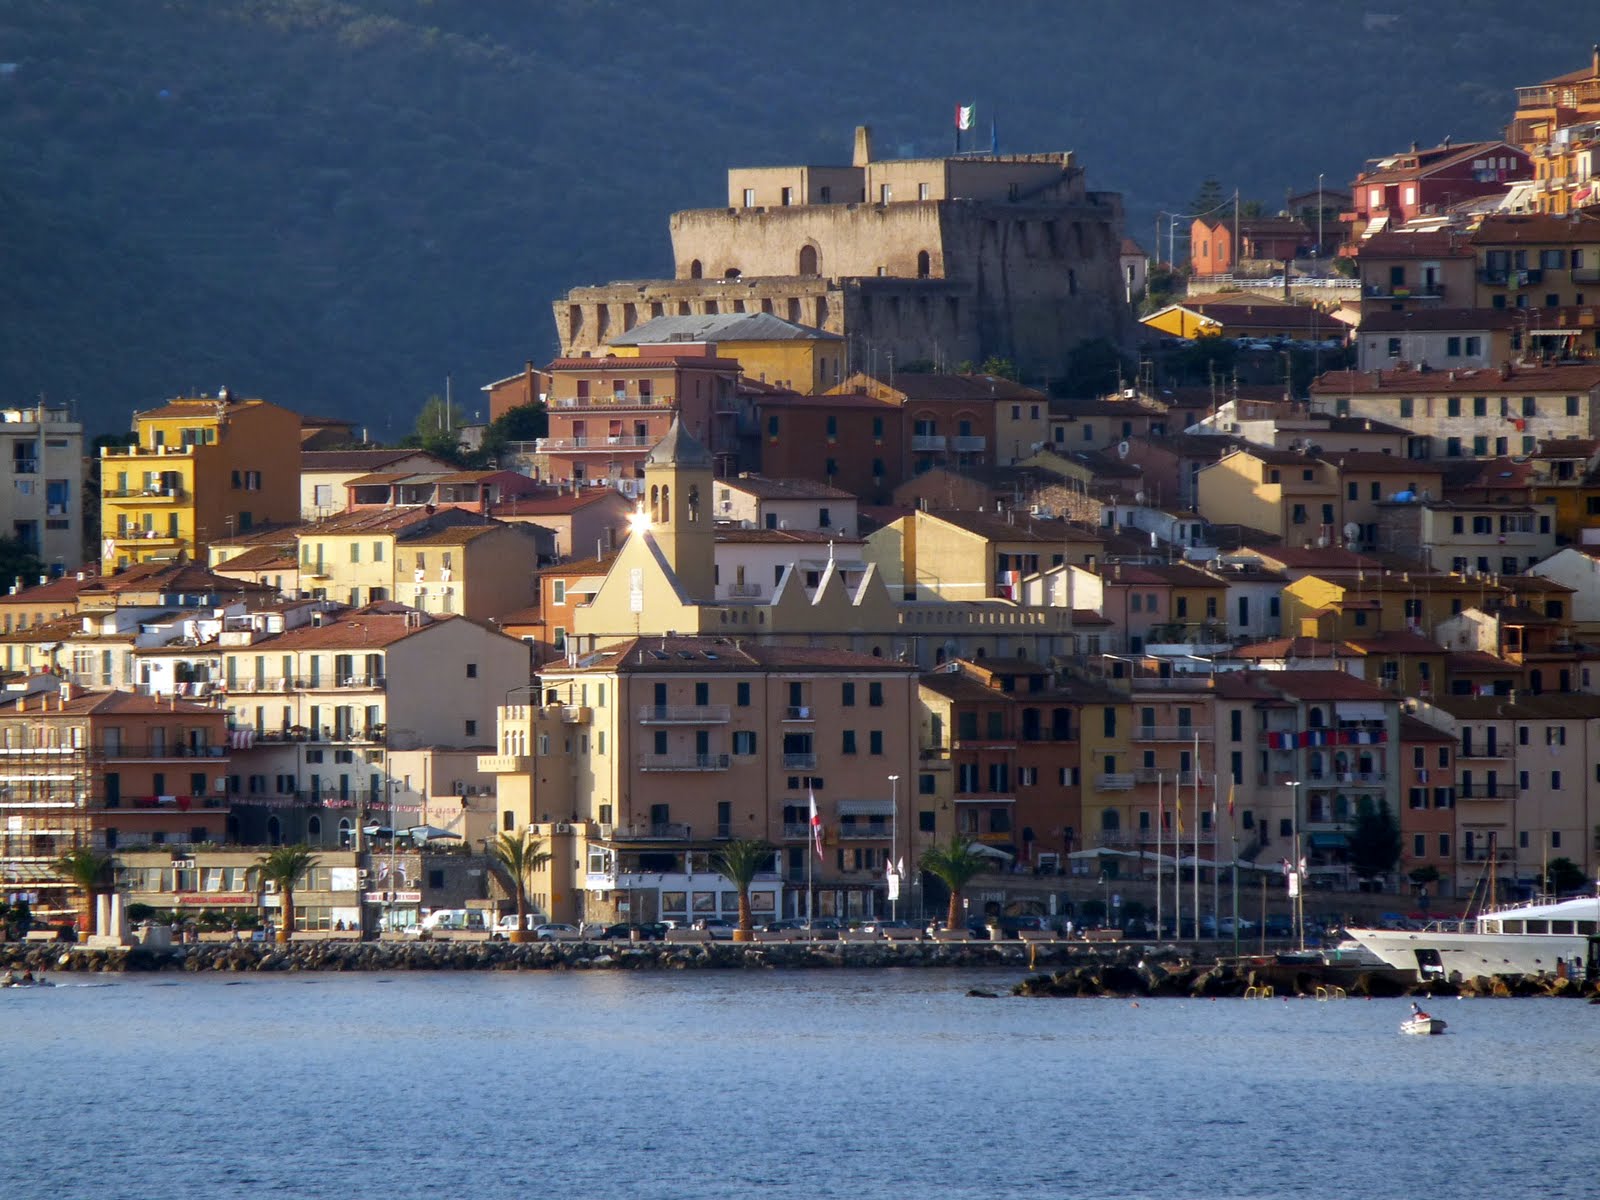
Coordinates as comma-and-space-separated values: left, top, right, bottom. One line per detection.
0, 1, 1594, 434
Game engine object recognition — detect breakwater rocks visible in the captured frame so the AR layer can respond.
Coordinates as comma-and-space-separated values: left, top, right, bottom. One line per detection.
2, 937, 1121, 975
1011, 960, 1600, 1001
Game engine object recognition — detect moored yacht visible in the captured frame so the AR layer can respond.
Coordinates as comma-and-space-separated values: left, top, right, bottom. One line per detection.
1346, 894, 1600, 980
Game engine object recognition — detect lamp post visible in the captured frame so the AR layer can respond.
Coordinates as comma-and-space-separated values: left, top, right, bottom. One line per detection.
1316, 173, 1324, 270
1287, 779, 1303, 949
1098, 869, 1110, 929
887, 774, 900, 921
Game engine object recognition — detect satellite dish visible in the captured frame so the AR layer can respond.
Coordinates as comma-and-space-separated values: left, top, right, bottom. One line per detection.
1135, 490, 1147, 505
1116, 441, 1130, 459
1343, 522, 1360, 540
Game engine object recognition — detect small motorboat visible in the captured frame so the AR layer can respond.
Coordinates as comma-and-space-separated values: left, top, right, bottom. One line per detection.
1400, 1013, 1446, 1035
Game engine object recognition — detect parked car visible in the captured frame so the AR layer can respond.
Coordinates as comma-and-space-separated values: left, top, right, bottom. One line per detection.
858, 917, 915, 934
533, 922, 582, 941
692, 917, 735, 940
1263, 914, 1294, 938
595, 922, 666, 941
761, 918, 810, 933
490, 914, 545, 938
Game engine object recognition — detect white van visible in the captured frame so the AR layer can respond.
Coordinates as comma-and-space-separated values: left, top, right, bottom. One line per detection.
416, 909, 486, 934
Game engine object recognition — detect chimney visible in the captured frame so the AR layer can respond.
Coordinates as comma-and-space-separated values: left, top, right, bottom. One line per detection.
852, 124, 873, 168
1501, 361, 1513, 381
1593, 43, 1599, 76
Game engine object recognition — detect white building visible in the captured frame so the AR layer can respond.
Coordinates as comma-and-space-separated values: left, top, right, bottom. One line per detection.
1, 404, 82, 568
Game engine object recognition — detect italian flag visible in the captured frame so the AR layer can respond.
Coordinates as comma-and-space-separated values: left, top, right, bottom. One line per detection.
956, 104, 975, 132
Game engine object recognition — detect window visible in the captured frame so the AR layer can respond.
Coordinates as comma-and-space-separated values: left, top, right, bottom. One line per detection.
842, 730, 857, 755
1446, 397, 1461, 416
465, 720, 477, 737
1388, 339, 1402, 360
465, 663, 477, 679
551, 580, 566, 606
736, 682, 750, 707
1446, 337, 1461, 359
1568, 396, 1580, 417
868, 681, 884, 707
842, 682, 856, 707
733, 730, 757, 755
1552, 770, 1562, 790
742, 188, 755, 208
1473, 396, 1488, 417
869, 731, 883, 755
1398, 396, 1412, 418
1522, 396, 1536, 417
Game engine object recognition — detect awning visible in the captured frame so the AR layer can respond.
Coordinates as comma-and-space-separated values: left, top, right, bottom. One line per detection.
966, 842, 1014, 861
836, 799, 895, 818
1528, 328, 1580, 337
1309, 832, 1348, 847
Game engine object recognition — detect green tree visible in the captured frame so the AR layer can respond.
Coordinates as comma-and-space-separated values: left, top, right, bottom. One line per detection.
1052, 338, 1133, 399
475, 402, 549, 468
53, 846, 113, 935
256, 846, 319, 944
1543, 857, 1586, 896
919, 835, 990, 931
401, 394, 473, 464
976, 356, 1018, 381
1347, 798, 1401, 882
485, 829, 550, 943
713, 839, 775, 941
1190, 177, 1231, 220
0, 537, 47, 592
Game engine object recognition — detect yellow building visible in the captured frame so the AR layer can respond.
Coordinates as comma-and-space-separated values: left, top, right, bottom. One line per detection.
1282, 572, 1499, 642
605, 311, 846, 395
1141, 297, 1334, 343
100, 394, 301, 572
862, 508, 1106, 602
1195, 447, 1342, 545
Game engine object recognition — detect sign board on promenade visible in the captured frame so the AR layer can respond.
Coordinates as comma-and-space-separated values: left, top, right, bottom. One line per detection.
176, 894, 257, 907
364, 890, 422, 904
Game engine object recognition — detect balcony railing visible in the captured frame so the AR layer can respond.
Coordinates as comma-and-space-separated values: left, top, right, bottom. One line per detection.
637, 704, 731, 724
1134, 726, 1212, 742
476, 754, 531, 773
1458, 747, 1508, 760
1305, 772, 1388, 786
550, 393, 674, 409
782, 706, 815, 722
837, 823, 891, 840
911, 435, 947, 451
96, 744, 228, 760
1096, 773, 1134, 791
1132, 768, 1202, 786
1477, 268, 1543, 286
726, 582, 762, 598
103, 486, 186, 501
535, 435, 656, 453
950, 435, 986, 452
782, 823, 814, 840
608, 822, 694, 841
1457, 784, 1518, 800
638, 753, 731, 772
781, 752, 818, 770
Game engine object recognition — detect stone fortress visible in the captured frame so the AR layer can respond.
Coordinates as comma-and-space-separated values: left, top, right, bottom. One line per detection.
554, 126, 1132, 376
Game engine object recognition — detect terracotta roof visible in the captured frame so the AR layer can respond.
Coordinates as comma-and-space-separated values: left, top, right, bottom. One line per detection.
1318, 416, 1414, 436
852, 373, 1049, 404
1429, 694, 1600, 720
1355, 231, 1473, 259
546, 354, 742, 371
212, 545, 298, 572
1311, 364, 1600, 395
605, 312, 841, 345
492, 489, 626, 517
723, 475, 855, 501
1244, 545, 1383, 571
918, 672, 1009, 702
535, 555, 617, 578
1534, 437, 1600, 458
302, 449, 446, 473
715, 527, 860, 546
1399, 714, 1455, 743
1470, 212, 1600, 246
1222, 637, 1358, 660
133, 397, 281, 422
757, 392, 900, 410
254, 611, 444, 651
1358, 141, 1517, 186
553, 636, 914, 674
1213, 668, 1394, 702
1357, 308, 1517, 333
1324, 451, 1445, 474
1445, 651, 1519, 673
399, 524, 514, 547
1346, 631, 1448, 654
84, 561, 278, 596
0, 689, 224, 718
1104, 562, 1224, 588
0, 571, 101, 606
924, 509, 1105, 544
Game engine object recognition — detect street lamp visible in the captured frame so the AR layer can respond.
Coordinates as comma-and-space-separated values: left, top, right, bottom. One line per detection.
1286, 779, 1303, 949
1316, 173, 1324, 271
1098, 869, 1110, 929
887, 774, 900, 921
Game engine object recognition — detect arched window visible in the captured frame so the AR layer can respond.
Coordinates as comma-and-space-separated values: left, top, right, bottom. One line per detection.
916, 249, 930, 278
649, 484, 659, 521
660, 485, 670, 524
1308, 706, 1325, 728
1308, 751, 1324, 780
338, 818, 353, 847
687, 484, 700, 523
266, 816, 282, 846
689, 259, 703, 279
724, 267, 741, 279
798, 245, 819, 275
307, 815, 322, 839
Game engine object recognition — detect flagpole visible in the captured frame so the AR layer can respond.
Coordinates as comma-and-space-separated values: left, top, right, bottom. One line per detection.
1155, 771, 1163, 942
1192, 732, 1200, 941
1230, 782, 1240, 959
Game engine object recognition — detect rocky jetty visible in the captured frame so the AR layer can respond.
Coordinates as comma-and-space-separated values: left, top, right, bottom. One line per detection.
1011, 960, 1600, 1000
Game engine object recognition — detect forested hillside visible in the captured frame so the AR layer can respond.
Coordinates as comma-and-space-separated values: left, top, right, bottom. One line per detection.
0, 0, 1594, 435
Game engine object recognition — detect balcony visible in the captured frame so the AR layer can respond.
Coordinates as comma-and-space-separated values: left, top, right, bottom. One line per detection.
1134, 725, 1212, 743
1362, 284, 1444, 300
477, 754, 531, 773
103, 486, 186, 503
608, 821, 694, 841
109, 531, 182, 548
1477, 268, 1543, 286
535, 435, 656, 453
782, 706, 816, 722
97, 744, 228, 761
1095, 773, 1134, 791
726, 582, 762, 598
1457, 784, 1518, 800
781, 752, 818, 770
837, 823, 892, 840
1458, 847, 1515, 864
1306, 772, 1388, 787
550, 393, 674, 410
950, 435, 987, 453
911, 435, 947, 451
561, 706, 592, 724
1132, 768, 1202, 786
637, 704, 730, 724
782, 823, 814, 840
1458, 746, 1508, 761
638, 752, 731, 772
10, 458, 38, 475
101, 444, 200, 459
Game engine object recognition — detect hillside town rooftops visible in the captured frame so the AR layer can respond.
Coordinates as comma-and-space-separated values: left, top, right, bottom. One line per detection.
605, 312, 841, 345
1312, 363, 1600, 394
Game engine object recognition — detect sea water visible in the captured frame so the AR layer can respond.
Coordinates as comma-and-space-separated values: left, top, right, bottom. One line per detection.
7, 969, 1597, 1199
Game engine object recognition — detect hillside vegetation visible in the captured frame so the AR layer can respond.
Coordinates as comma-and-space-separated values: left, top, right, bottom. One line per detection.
0, 0, 1593, 434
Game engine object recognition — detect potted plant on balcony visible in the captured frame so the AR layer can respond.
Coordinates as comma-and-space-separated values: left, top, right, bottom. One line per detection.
713, 838, 775, 943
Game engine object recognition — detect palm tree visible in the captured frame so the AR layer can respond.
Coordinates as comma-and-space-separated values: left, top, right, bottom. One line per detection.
919, 835, 990, 932
256, 846, 319, 944
713, 839, 775, 942
485, 829, 550, 943
53, 846, 113, 937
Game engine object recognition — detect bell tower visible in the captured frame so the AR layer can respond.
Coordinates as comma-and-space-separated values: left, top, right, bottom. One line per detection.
642, 417, 715, 600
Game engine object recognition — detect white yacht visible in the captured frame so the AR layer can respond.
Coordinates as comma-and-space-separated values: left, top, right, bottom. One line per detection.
1345, 894, 1600, 980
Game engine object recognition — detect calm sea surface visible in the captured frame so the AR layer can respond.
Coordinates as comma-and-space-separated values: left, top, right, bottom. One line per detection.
7, 968, 1598, 1199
